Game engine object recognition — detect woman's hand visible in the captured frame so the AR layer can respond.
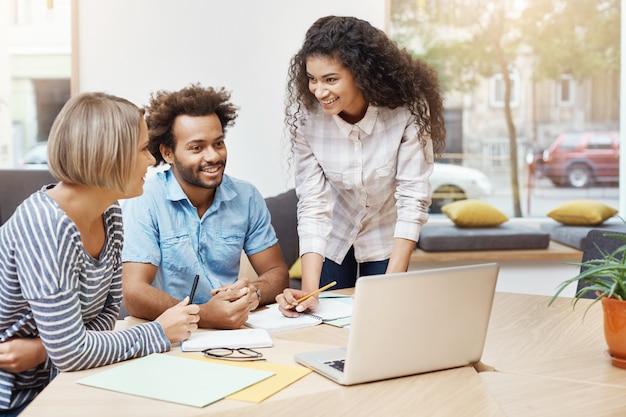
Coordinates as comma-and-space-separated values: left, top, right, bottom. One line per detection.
275, 288, 319, 317
155, 297, 200, 343
0, 337, 47, 373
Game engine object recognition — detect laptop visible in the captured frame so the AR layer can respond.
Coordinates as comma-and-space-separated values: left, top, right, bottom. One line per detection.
294, 262, 499, 385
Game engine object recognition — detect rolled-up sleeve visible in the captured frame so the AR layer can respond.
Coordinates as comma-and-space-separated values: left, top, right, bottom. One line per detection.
394, 121, 433, 241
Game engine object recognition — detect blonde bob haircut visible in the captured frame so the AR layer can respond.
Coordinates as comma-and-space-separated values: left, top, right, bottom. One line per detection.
47, 92, 144, 194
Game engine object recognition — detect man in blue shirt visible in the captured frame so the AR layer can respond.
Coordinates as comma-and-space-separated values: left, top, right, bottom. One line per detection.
122, 84, 289, 329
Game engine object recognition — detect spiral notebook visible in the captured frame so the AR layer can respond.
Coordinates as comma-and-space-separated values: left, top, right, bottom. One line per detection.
245, 298, 353, 332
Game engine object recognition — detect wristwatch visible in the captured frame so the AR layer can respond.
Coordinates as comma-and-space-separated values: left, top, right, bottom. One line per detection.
255, 287, 262, 303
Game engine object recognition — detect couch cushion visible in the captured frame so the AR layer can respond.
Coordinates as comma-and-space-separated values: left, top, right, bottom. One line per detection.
540, 222, 626, 250
547, 199, 618, 226
441, 199, 509, 227
417, 224, 550, 252
288, 258, 302, 279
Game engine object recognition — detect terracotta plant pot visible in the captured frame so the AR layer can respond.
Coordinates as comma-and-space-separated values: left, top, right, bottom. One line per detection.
602, 297, 626, 369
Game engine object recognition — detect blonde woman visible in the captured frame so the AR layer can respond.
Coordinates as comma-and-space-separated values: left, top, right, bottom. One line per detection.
0, 92, 200, 415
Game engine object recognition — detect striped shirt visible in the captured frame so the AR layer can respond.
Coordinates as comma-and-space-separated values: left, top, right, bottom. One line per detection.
294, 105, 434, 264
0, 188, 169, 411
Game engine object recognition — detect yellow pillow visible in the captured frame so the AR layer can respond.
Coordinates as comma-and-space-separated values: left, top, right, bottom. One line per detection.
288, 258, 302, 279
441, 200, 508, 228
547, 200, 617, 226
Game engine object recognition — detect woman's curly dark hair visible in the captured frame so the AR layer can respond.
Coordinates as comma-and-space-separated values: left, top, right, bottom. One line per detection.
144, 83, 239, 166
285, 16, 446, 156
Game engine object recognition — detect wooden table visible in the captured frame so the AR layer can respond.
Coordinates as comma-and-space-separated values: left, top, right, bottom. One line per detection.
20, 292, 626, 417
479, 292, 626, 417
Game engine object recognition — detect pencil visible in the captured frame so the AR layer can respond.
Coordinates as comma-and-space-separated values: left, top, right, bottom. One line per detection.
287, 281, 337, 309
189, 274, 200, 304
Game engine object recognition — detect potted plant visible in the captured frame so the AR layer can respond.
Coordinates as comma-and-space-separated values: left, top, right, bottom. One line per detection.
549, 230, 626, 369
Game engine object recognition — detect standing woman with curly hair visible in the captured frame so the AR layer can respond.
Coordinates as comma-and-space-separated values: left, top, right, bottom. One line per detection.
276, 16, 446, 316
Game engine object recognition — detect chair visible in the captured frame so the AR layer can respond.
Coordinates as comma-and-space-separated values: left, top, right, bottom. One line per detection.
576, 229, 626, 298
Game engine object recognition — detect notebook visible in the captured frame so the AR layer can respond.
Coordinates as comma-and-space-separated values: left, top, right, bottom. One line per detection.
245, 298, 353, 333
294, 263, 499, 385
181, 328, 273, 352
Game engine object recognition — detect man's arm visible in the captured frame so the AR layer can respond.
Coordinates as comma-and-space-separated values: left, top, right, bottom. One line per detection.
123, 261, 253, 329
122, 262, 180, 320
246, 243, 289, 306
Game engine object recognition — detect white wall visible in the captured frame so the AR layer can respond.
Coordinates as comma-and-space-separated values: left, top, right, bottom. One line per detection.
76, 0, 387, 197
0, 0, 11, 167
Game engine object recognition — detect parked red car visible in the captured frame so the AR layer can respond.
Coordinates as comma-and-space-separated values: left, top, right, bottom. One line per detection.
540, 131, 620, 188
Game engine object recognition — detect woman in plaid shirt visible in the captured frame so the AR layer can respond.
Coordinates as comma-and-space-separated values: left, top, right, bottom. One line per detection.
277, 16, 446, 316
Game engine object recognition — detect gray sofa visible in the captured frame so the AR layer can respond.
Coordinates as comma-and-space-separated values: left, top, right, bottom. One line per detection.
0, 170, 300, 269
264, 188, 299, 271
0, 171, 301, 318
0, 169, 57, 225
540, 220, 626, 250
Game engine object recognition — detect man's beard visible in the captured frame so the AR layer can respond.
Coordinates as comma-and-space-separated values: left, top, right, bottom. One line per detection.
173, 156, 226, 190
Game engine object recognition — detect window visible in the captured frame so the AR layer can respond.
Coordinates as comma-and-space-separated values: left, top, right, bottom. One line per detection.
484, 140, 509, 168
558, 133, 583, 150
489, 70, 520, 108
557, 75, 575, 106
587, 133, 613, 150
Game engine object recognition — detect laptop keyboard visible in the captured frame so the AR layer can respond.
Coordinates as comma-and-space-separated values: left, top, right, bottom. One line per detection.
324, 359, 345, 372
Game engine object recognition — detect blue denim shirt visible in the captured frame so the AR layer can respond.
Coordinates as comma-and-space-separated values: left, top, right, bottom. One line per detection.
121, 169, 277, 302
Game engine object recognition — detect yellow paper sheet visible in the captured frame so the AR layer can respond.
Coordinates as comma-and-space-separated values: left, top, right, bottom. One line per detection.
182, 354, 311, 402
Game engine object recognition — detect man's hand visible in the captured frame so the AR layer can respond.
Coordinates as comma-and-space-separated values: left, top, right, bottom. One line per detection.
200, 287, 251, 329
211, 277, 260, 312
0, 337, 47, 373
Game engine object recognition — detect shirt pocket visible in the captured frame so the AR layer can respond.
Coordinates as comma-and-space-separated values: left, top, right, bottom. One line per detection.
325, 170, 359, 190
205, 229, 246, 274
161, 232, 196, 276
374, 160, 396, 179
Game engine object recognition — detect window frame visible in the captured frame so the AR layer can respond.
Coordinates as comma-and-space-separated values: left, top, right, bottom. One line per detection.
489, 69, 520, 108
556, 74, 576, 107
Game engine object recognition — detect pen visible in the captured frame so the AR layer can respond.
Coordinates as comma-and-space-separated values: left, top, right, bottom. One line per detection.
287, 281, 337, 309
189, 274, 200, 304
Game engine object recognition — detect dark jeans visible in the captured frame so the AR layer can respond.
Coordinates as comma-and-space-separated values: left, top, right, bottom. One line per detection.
320, 246, 390, 289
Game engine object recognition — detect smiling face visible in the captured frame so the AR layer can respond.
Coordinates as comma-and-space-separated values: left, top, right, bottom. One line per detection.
127, 118, 156, 198
306, 55, 368, 124
161, 114, 227, 194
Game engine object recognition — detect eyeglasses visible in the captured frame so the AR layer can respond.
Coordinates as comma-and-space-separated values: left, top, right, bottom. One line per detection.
202, 347, 266, 362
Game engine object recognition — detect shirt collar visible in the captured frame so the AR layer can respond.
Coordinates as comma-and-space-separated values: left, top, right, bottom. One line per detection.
162, 168, 237, 209
332, 105, 379, 137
